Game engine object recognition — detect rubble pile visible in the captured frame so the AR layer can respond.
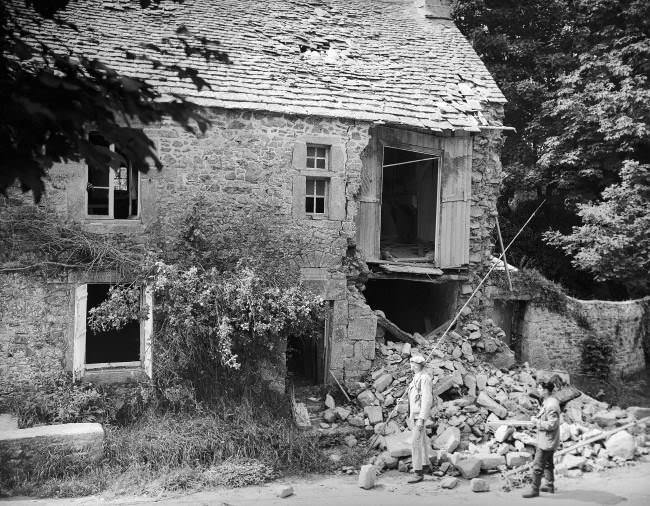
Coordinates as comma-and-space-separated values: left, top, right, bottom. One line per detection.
313, 314, 650, 482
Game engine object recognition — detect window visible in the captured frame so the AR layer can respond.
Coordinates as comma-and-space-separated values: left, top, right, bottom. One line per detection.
73, 283, 153, 381
87, 133, 139, 219
305, 177, 328, 215
306, 145, 329, 170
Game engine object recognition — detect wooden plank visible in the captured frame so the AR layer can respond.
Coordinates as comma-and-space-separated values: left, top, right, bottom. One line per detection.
376, 314, 416, 344
73, 284, 87, 381
379, 264, 443, 276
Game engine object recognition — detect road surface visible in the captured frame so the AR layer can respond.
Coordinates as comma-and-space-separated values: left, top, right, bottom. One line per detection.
3, 461, 650, 506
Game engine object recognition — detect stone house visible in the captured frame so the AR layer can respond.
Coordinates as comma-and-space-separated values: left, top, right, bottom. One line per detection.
0, 0, 507, 395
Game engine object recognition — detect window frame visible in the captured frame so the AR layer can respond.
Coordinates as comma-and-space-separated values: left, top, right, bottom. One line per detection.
72, 283, 153, 381
85, 140, 141, 221
305, 176, 330, 217
306, 144, 330, 171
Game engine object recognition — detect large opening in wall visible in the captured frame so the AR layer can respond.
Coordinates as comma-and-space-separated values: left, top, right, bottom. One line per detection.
381, 147, 439, 261
364, 279, 458, 335
491, 299, 527, 361
86, 284, 140, 364
286, 309, 331, 386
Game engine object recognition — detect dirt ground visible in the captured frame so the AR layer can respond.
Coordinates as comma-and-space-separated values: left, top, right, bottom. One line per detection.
3, 461, 650, 506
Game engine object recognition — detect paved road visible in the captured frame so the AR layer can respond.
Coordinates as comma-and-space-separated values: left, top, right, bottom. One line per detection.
3, 462, 650, 506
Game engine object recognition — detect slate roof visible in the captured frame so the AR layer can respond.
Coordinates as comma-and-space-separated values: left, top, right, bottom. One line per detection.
18, 0, 506, 132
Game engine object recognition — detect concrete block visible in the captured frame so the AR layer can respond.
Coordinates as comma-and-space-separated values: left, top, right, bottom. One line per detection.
605, 430, 636, 460
275, 485, 294, 498
373, 373, 393, 393
477, 392, 507, 419
433, 427, 461, 453
364, 406, 383, 425
441, 477, 460, 489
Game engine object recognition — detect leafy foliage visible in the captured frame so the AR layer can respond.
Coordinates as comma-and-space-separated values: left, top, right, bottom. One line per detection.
87, 196, 325, 400
579, 333, 614, 380
453, 0, 649, 297
1, 0, 229, 200
545, 161, 650, 295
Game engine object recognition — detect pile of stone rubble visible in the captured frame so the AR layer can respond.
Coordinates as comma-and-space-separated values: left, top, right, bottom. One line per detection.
315, 314, 650, 485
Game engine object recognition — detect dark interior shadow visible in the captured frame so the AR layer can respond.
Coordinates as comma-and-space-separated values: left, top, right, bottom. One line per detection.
549, 489, 627, 505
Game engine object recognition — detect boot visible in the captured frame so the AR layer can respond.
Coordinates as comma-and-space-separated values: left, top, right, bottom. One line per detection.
522, 488, 539, 498
407, 470, 424, 484
540, 483, 555, 493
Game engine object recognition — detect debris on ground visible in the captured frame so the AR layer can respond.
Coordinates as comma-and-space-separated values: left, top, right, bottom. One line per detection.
300, 314, 650, 488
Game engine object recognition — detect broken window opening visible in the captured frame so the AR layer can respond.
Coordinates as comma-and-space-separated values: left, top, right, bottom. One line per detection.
364, 279, 458, 335
87, 132, 139, 219
286, 306, 331, 386
86, 284, 140, 365
380, 147, 438, 261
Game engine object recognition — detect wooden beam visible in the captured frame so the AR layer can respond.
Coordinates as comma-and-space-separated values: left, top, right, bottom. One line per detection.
377, 314, 416, 345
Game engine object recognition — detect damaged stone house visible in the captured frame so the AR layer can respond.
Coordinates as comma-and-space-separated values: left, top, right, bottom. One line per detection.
0, 0, 510, 395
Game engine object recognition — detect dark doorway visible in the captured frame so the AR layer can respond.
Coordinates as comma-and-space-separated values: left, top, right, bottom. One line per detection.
364, 279, 458, 335
286, 312, 330, 386
381, 147, 438, 260
491, 299, 527, 361
86, 284, 140, 364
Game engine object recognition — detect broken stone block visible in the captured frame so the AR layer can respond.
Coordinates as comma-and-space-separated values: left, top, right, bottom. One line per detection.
476, 374, 487, 391
456, 457, 481, 479
476, 454, 506, 470
377, 450, 398, 470
605, 430, 636, 460
506, 451, 532, 468
463, 374, 477, 398
593, 411, 618, 428
470, 478, 490, 492
433, 427, 461, 453
275, 485, 294, 498
452, 346, 462, 359
398, 459, 409, 473
374, 420, 400, 435
358, 464, 376, 489
357, 390, 377, 407
348, 416, 365, 427
325, 394, 336, 410
323, 409, 337, 423
335, 406, 351, 420
432, 376, 455, 397
383, 395, 395, 408
319, 422, 330, 429
561, 454, 586, 470
494, 424, 514, 443
386, 430, 414, 458
477, 392, 507, 419
364, 405, 383, 425
440, 477, 459, 489
401, 342, 412, 356
344, 435, 358, 448
451, 369, 464, 386
373, 373, 393, 393
488, 349, 515, 370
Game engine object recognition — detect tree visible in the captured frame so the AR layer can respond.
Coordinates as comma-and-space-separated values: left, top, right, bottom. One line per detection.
545, 161, 650, 296
1, 0, 229, 201
453, 0, 649, 297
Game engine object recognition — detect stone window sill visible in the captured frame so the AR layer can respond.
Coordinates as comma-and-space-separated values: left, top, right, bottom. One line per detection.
82, 365, 149, 385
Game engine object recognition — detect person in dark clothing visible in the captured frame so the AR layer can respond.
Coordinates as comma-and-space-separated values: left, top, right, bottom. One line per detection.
523, 381, 561, 498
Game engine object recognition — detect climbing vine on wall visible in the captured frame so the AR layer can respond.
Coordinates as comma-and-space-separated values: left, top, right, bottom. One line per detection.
579, 333, 614, 380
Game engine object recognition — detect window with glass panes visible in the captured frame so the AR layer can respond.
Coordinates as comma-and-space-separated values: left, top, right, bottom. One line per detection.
305, 177, 328, 215
87, 133, 139, 219
306, 145, 329, 169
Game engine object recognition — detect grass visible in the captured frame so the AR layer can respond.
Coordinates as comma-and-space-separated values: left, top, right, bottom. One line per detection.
1, 396, 332, 498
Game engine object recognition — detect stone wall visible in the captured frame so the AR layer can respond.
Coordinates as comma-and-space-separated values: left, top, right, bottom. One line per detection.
519, 297, 649, 378
458, 119, 505, 317
0, 274, 71, 401
1, 106, 504, 389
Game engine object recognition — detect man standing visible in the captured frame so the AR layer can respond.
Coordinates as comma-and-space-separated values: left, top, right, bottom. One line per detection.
523, 381, 561, 498
406, 354, 433, 484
